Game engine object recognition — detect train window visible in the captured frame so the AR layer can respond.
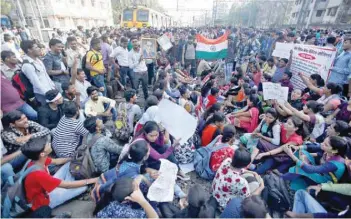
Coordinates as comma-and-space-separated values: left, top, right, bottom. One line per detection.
123, 10, 133, 21
137, 10, 149, 22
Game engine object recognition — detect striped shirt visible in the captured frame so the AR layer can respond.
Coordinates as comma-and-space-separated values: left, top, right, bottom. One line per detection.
52, 116, 89, 158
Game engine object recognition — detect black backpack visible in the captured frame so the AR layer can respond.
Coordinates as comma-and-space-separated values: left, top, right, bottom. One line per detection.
261, 172, 292, 213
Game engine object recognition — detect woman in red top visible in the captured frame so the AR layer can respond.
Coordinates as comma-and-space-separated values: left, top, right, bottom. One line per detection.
210, 125, 236, 172
252, 116, 305, 174
228, 94, 260, 133
201, 112, 225, 147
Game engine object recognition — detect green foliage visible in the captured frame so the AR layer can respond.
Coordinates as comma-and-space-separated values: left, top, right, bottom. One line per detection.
1, 0, 13, 16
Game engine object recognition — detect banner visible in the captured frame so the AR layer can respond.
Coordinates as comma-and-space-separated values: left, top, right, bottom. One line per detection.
157, 34, 173, 51
272, 42, 294, 59
290, 44, 336, 89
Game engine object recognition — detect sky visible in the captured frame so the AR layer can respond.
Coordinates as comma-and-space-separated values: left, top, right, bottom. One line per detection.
158, 0, 215, 25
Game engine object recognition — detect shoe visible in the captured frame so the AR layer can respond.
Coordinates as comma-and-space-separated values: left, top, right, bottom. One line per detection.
53, 211, 72, 218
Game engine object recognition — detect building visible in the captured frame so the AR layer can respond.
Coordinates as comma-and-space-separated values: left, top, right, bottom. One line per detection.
289, 0, 351, 28
213, 0, 229, 25
11, 0, 114, 30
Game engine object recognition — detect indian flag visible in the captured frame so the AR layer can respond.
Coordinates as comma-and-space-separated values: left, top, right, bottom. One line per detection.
196, 32, 228, 60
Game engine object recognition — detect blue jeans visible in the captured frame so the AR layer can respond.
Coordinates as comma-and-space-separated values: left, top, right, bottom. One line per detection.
92, 74, 106, 96
119, 67, 133, 87
254, 157, 293, 175
102, 103, 117, 122
1, 163, 15, 186
49, 162, 87, 208
9, 154, 28, 172
17, 103, 38, 121
293, 190, 327, 214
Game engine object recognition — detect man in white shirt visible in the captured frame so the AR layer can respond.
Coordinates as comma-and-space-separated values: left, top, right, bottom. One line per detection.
1, 34, 22, 62
110, 37, 134, 89
129, 39, 149, 99
20, 40, 56, 106
66, 36, 84, 69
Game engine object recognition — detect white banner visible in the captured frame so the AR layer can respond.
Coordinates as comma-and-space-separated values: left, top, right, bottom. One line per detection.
290, 44, 336, 89
157, 34, 173, 51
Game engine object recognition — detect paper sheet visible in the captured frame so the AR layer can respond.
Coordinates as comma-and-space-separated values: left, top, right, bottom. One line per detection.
158, 99, 198, 145
179, 162, 195, 174
262, 82, 289, 102
272, 42, 294, 59
147, 159, 178, 202
157, 34, 173, 51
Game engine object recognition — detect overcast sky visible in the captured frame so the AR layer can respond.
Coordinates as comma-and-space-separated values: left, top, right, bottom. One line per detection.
159, 0, 215, 25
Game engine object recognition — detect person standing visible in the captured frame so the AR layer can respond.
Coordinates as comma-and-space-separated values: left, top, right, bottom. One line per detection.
1, 34, 22, 62
225, 36, 236, 83
20, 40, 56, 106
182, 36, 196, 78
110, 37, 134, 88
100, 34, 112, 81
129, 39, 149, 100
43, 39, 69, 92
86, 38, 106, 96
66, 36, 84, 69
328, 37, 351, 97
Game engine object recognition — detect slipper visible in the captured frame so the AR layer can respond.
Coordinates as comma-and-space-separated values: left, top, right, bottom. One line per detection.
177, 174, 190, 181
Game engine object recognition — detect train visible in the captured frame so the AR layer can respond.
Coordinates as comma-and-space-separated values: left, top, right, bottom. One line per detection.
120, 6, 174, 29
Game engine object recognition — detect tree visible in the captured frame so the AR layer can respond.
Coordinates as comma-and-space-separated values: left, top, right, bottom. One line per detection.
1, 0, 13, 16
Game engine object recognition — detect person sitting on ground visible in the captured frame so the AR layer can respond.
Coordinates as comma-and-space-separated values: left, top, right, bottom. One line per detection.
201, 112, 225, 147
96, 177, 158, 218
228, 94, 260, 133
52, 101, 89, 158
252, 116, 305, 174
317, 83, 343, 114
262, 57, 276, 76
159, 185, 218, 218
274, 89, 304, 118
299, 73, 325, 102
85, 86, 117, 122
280, 70, 294, 93
61, 82, 81, 107
118, 89, 142, 135
22, 136, 98, 214
83, 117, 123, 173
326, 98, 351, 125
205, 87, 219, 109
1, 50, 20, 80
1, 110, 50, 155
282, 136, 348, 190
284, 100, 325, 142
210, 125, 236, 172
38, 89, 64, 130
257, 73, 272, 96
212, 147, 265, 210
220, 195, 270, 218
240, 108, 281, 158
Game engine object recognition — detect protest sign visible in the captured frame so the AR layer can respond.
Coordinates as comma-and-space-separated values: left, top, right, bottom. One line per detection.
262, 82, 289, 102
147, 159, 178, 202
158, 99, 197, 144
290, 44, 336, 89
157, 34, 173, 51
272, 42, 294, 59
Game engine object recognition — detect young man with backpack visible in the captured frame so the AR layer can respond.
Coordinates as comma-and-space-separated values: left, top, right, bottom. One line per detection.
118, 89, 142, 135
20, 40, 56, 106
85, 38, 106, 96
21, 136, 98, 214
182, 36, 197, 78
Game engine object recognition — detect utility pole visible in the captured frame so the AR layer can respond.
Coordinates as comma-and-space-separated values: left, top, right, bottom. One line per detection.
13, 0, 27, 26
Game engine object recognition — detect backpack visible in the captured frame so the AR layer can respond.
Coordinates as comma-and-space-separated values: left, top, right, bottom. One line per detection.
115, 103, 131, 142
69, 135, 102, 180
11, 60, 36, 102
193, 135, 227, 180
261, 172, 292, 213
81, 50, 100, 82
1, 161, 44, 218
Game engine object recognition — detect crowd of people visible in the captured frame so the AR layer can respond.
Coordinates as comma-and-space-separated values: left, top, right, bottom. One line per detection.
1, 24, 351, 218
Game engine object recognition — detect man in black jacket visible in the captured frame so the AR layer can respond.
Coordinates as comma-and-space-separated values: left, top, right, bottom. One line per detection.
37, 89, 64, 130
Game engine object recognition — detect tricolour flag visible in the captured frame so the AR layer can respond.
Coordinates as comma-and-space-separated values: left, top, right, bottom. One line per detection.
195, 32, 228, 60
